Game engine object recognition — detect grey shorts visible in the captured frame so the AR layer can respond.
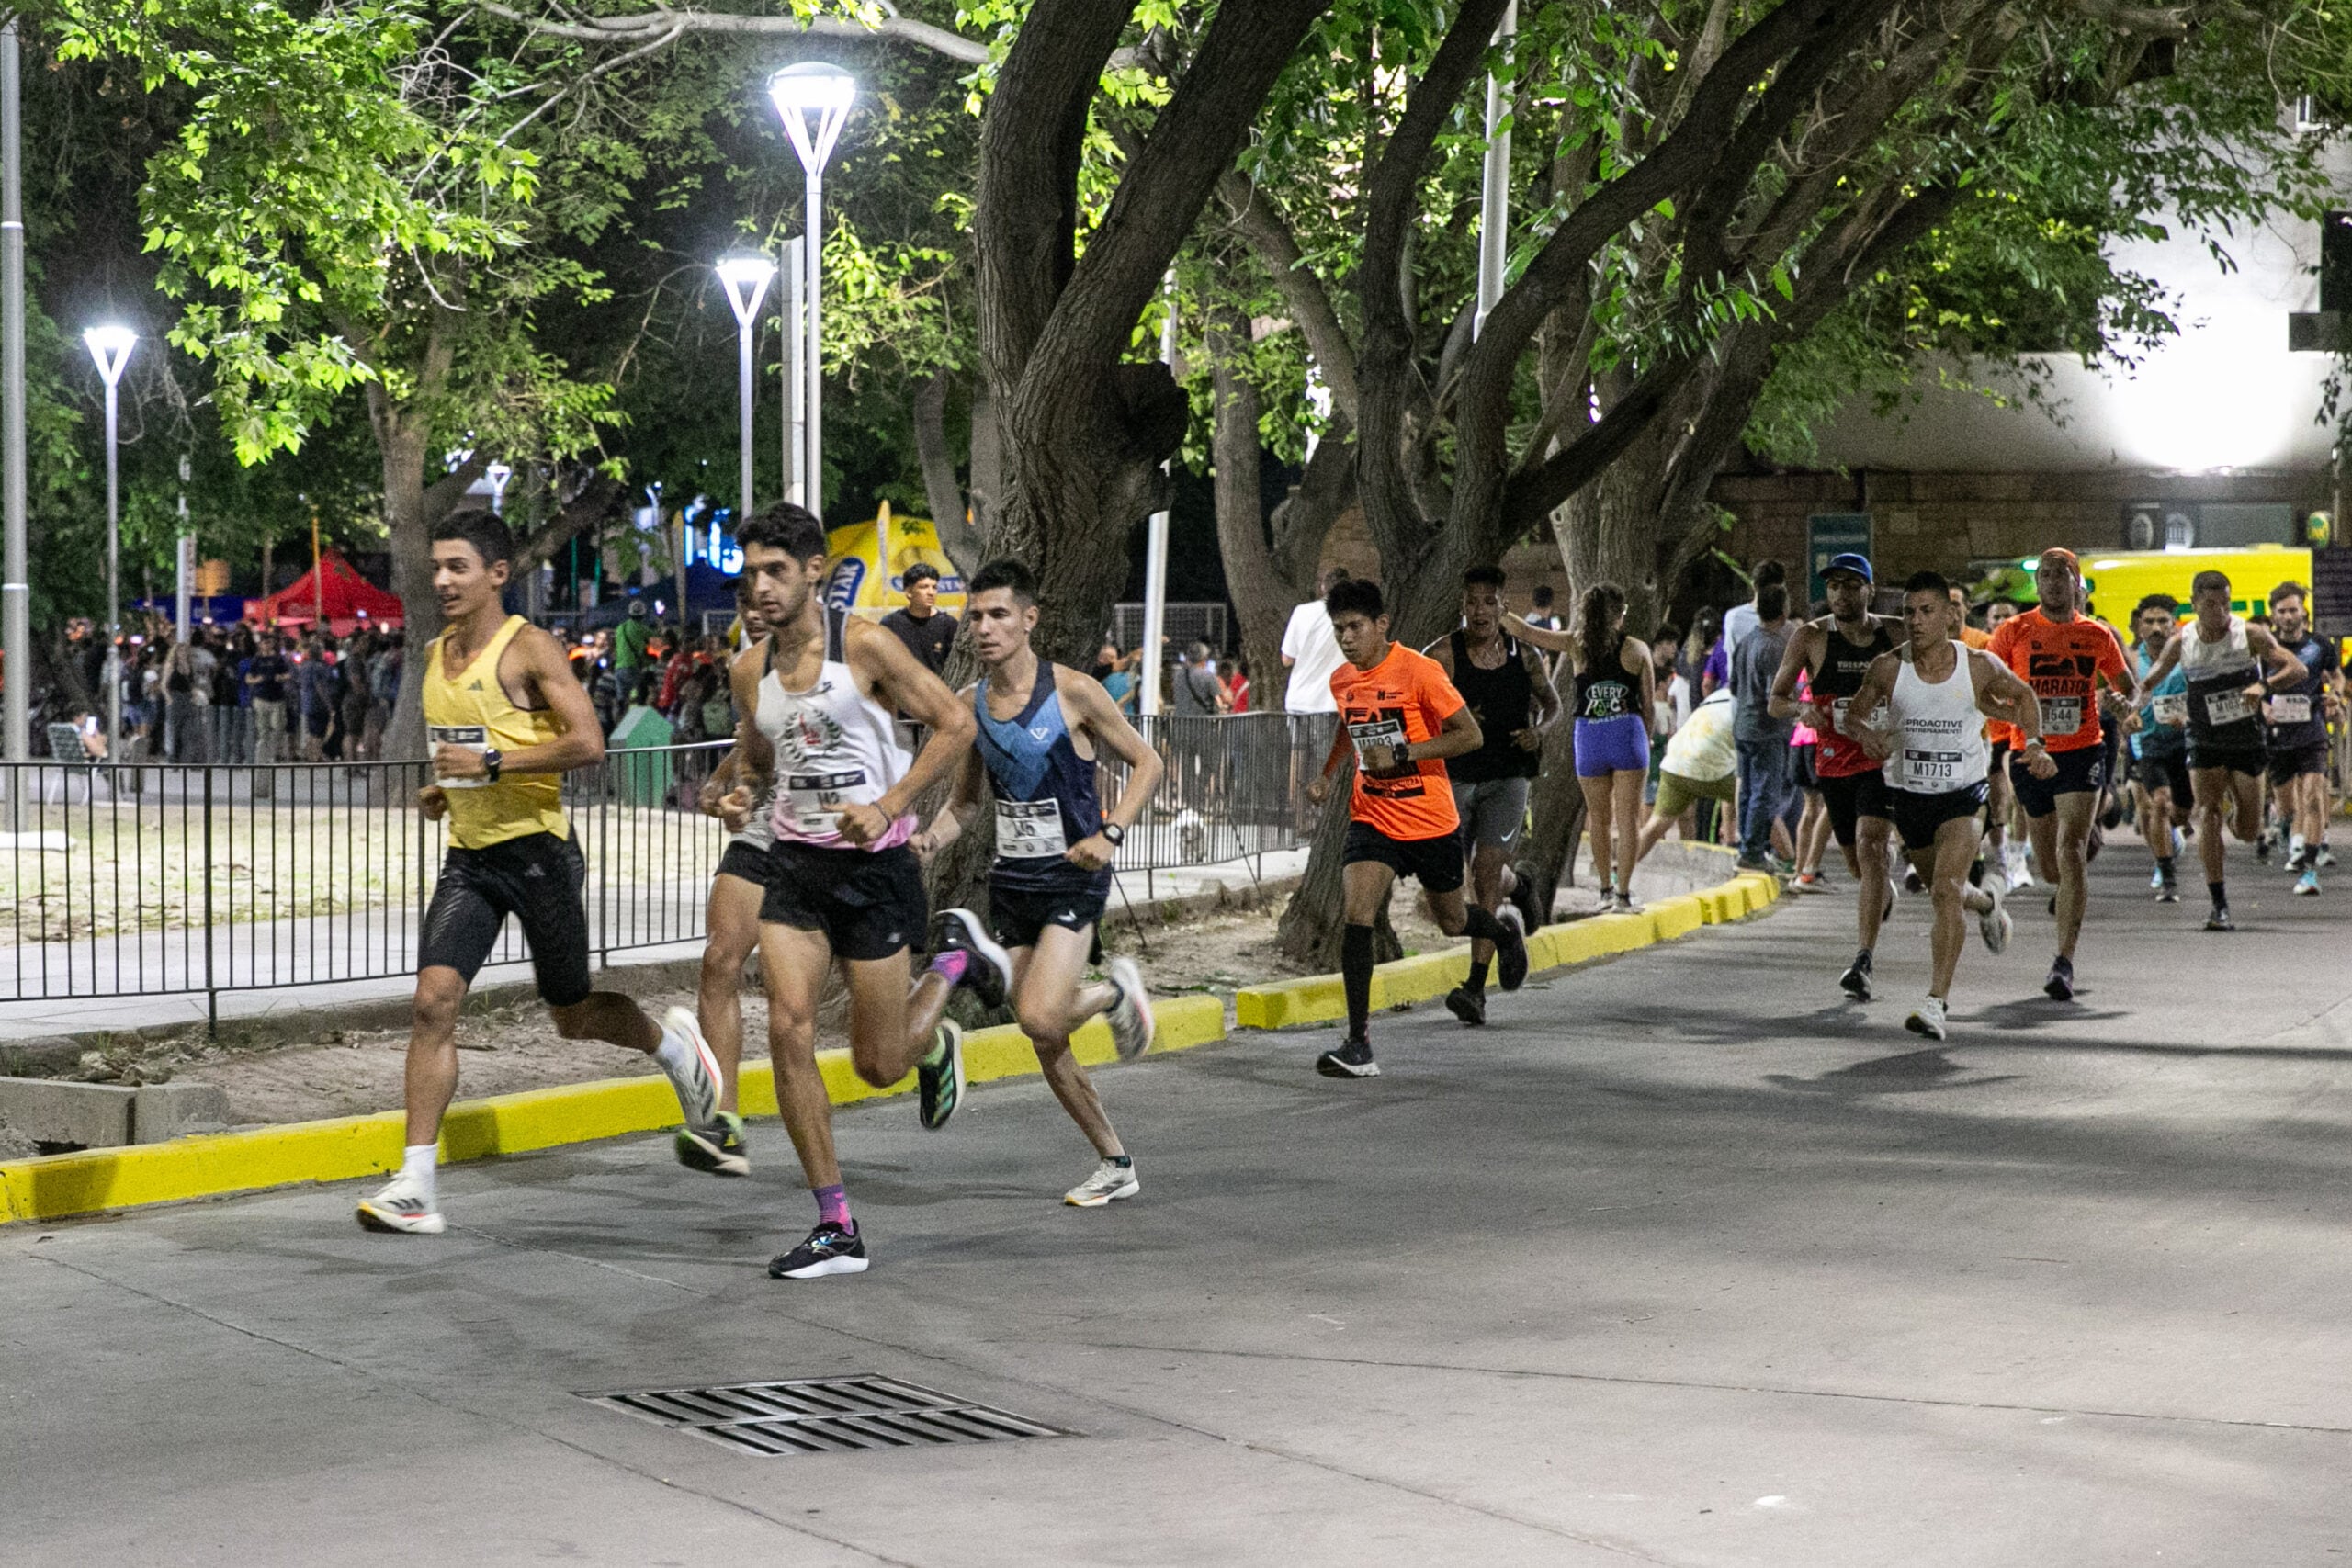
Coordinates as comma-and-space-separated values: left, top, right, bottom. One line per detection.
1452, 776, 1531, 852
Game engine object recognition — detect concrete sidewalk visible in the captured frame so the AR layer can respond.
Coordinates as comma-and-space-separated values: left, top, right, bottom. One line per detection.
6, 844, 2349, 1564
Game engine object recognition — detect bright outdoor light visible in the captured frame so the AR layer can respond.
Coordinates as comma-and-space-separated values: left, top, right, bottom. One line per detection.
769, 62, 856, 524
716, 254, 775, 326
484, 460, 514, 516
768, 62, 857, 168
83, 323, 135, 386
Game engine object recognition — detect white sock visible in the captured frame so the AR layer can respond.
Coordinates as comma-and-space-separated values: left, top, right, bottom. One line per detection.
401, 1144, 437, 1197
2291, 833, 2308, 855
653, 1032, 695, 1075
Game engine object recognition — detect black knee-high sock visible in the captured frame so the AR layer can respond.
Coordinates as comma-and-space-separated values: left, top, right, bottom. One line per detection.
1342, 924, 1375, 1038
1461, 906, 1506, 943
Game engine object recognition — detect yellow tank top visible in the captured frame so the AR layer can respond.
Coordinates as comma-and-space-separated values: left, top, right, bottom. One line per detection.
424, 615, 569, 850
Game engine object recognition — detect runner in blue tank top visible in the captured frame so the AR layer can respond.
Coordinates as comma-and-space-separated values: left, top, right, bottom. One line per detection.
915, 558, 1167, 1207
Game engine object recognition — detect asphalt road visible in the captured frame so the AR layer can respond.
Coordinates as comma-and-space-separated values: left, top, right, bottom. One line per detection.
5, 841, 2349, 1566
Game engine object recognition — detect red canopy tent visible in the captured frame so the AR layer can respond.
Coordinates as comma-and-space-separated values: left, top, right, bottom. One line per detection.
243, 549, 404, 635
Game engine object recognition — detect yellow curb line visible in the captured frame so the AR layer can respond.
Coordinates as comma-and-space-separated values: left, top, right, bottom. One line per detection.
1233, 855, 1781, 1031
0, 993, 1227, 1226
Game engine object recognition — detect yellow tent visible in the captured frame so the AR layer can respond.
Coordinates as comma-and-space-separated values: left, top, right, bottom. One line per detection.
821, 501, 967, 619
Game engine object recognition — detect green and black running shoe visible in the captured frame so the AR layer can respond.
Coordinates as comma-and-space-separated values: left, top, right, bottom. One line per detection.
917, 1020, 966, 1131
674, 1111, 749, 1177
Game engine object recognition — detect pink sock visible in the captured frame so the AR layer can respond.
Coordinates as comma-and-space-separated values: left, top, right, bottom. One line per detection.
813, 1184, 852, 1231
929, 949, 968, 986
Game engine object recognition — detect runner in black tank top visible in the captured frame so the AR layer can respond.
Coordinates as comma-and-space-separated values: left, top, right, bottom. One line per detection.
1426, 569, 1560, 1025
1767, 554, 1900, 998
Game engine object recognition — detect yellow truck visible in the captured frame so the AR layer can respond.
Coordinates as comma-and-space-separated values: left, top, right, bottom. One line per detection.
2073, 545, 2313, 624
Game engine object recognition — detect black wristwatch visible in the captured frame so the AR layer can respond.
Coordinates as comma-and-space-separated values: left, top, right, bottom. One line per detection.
482, 748, 503, 783
1101, 822, 1125, 847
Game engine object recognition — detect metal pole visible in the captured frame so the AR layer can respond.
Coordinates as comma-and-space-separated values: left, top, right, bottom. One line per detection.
175, 453, 191, 640
1138, 270, 1177, 718
737, 313, 756, 525
804, 165, 824, 522
103, 379, 120, 752
784, 235, 805, 510
1, 23, 25, 763
1474, 0, 1518, 340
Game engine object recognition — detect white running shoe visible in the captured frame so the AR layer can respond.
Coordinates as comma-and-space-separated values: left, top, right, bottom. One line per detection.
1103, 956, 1157, 1061
660, 1006, 724, 1130
1063, 1157, 1141, 1207
1905, 996, 1949, 1041
356, 1172, 444, 1235
1977, 879, 2011, 954
2004, 847, 2032, 893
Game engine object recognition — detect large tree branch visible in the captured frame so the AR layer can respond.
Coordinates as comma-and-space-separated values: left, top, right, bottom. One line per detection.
1215, 170, 1360, 423
912, 369, 986, 574
478, 2, 994, 63
1501, 354, 1711, 534
1018, 0, 1329, 403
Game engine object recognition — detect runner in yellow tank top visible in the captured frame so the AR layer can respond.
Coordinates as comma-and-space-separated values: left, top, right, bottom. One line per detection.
356, 511, 725, 1237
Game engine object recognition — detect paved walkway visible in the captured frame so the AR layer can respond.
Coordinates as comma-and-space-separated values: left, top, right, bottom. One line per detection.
6, 844, 2349, 1564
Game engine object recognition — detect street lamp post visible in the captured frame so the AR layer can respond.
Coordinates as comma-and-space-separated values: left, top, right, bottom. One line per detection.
484, 460, 513, 516
716, 254, 775, 527
768, 62, 854, 524
1474, 0, 1518, 340
84, 325, 134, 754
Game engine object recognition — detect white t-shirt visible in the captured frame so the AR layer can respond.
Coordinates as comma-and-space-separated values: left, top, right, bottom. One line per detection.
1654, 671, 1691, 737
1281, 599, 1344, 714
1661, 690, 1736, 781
1722, 602, 1759, 659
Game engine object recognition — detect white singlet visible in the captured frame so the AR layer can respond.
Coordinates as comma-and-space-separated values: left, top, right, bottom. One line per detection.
1886, 645, 1991, 794
762, 606, 914, 851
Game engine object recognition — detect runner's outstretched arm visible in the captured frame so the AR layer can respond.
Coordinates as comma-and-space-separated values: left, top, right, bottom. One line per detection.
1060, 668, 1164, 869
912, 695, 987, 861
839, 618, 977, 846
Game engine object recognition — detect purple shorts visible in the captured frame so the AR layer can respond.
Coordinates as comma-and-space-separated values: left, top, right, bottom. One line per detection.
1574, 714, 1651, 778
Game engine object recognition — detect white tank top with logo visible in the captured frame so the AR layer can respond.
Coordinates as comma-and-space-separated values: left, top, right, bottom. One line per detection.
1887, 645, 1991, 794
763, 607, 914, 851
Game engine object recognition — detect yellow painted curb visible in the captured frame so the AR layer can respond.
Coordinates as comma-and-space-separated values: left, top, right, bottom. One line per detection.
0, 992, 1226, 1226
1232, 859, 1779, 1032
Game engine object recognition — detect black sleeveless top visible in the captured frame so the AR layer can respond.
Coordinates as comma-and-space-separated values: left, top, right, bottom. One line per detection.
1574, 634, 1638, 724
1445, 630, 1539, 783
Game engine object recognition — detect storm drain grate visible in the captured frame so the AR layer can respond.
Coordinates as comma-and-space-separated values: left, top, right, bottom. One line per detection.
577, 1374, 1069, 1457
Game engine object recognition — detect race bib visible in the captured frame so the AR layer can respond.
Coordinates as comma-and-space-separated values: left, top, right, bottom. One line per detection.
785, 769, 869, 833
2269, 693, 2313, 726
2153, 694, 2188, 726
2041, 696, 2083, 737
1900, 747, 1961, 784
428, 724, 492, 789
994, 798, 1069, 859
1349, 717, 1413, 778
2203, 690, 2256, 728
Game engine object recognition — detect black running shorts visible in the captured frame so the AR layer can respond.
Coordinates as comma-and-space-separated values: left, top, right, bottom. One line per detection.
759, 840, 927, 962
1890, 781, 1988, 852
2134, 750, 2191, 804
2188, 742, 2267, 780
418, 831, 594, 1007
1817, 769, 1891, 849
2009, 743, 2104, 818
989, 880, 1109, 958
716, 838, 773, 886
2267, 741, 2329, 788
1343, 820, 1466, 894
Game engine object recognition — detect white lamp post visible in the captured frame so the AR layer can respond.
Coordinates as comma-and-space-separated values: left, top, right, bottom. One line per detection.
716, 254, 775, 527
484, 460, 514, 516
768, 62, 854, 523
84, 324, 134, 753
1474, 0, 1518, 340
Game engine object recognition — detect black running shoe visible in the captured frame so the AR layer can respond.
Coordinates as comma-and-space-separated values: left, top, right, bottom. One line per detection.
1316, 1035, 1380, 1078
1839, 949, 1873, 1001
2043, 956, 2075, 1001
1444, 985, 1487, 1026
674, 1111, 750, 1177
2204, 906, 2235, 932
916, 1021, 966, 1131
932, 908, 1012, 1009
1494, 905, 1530, 992
769, 1222, 869, 1280
1507, 867, 1544, 932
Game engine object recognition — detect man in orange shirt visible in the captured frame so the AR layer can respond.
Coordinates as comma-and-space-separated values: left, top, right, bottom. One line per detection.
1985, 549, 2141, 1000
1305, 578, 1529, 1078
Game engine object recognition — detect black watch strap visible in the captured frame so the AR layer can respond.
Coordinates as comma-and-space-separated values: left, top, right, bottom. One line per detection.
1101, 821, 1125, 846
483, 748, 503, 783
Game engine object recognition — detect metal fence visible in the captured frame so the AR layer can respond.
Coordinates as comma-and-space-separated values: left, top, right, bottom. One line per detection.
0, 716, 1331, 1020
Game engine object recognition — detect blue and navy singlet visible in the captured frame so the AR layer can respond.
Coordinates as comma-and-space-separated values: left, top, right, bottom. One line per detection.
975, 661, 1108, 895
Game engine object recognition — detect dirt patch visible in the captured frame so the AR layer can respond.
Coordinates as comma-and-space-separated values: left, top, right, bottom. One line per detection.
47, 884, 1608, 1130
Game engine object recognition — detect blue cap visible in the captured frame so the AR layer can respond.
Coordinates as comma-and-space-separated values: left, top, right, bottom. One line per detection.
1824, 552, 1873, 584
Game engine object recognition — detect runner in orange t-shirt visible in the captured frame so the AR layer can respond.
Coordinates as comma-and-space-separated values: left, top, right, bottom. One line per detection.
1984, 549, 2141, 1000
1305, 577, 1529, 1078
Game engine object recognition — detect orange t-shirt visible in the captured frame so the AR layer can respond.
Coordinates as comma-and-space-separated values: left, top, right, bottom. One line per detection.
1330, 642, 1465, 841
1986, 609, 2127, 753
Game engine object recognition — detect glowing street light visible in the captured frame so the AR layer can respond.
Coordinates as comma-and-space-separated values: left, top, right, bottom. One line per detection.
83, 323, 134, 752
768, 62, 854, 524
484, 460, 514, 515
716, 254, 775, 527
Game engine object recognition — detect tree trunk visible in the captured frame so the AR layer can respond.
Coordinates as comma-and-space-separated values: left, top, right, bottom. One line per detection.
1207, 311, 1300, 712
1274, 781, 1403, 968
967, 376, 1001, 546
379, 412, 437, 762
1517, 721, 1588, 918
912, 370, 987, 576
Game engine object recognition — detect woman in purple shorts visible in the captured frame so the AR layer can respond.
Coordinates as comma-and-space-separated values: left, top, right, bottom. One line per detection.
1510, 582, 1655, 910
